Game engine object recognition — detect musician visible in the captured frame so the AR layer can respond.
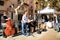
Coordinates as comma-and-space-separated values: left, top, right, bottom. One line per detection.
3, 11, 8, 23
21, 10, 33, 35
32, 14, 37, 32
28, 14, 36, 34
21, 11, 28, 35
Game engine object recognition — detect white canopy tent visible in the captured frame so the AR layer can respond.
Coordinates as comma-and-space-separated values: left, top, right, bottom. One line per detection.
37, 7, 58, 28
37, 7, 57, 14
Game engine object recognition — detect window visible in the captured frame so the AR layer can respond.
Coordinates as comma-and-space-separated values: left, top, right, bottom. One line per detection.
0, 0, 4, 6
18, 0, 21, 4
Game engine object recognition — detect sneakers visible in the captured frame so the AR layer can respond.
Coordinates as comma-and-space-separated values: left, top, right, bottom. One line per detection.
26, 33, 30, 36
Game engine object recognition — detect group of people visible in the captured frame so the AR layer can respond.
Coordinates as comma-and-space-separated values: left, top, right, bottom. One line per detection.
1, 3, 37, 37
21, 10, 36, 36
41, 14, 60, 32
2, 11, 60, 37
1, 2, 60, 38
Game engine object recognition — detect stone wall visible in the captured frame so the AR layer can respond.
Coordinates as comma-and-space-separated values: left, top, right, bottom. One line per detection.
0, 0, 18, 10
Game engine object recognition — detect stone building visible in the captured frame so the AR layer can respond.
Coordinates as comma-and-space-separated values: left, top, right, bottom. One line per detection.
0, 0, 36, 17
0, 0, 36, 28
0, 0, 36, 25
0, 0, 18, 10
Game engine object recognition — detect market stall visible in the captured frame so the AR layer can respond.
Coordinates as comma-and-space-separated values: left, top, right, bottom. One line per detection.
37, 6, 57, 29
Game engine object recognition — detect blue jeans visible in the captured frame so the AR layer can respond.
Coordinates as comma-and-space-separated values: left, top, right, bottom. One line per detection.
21, 23, 28, 35
54, 23, 59, 31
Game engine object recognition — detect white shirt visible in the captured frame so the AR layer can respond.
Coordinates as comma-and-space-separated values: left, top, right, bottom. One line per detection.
45, 21, 52, 27
21, 14, 28, 23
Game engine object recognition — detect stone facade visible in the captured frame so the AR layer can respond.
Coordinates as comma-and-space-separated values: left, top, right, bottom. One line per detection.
0, 0, 18, 10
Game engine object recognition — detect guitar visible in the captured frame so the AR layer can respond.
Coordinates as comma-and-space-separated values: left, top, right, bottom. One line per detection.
27, 19, 33, 23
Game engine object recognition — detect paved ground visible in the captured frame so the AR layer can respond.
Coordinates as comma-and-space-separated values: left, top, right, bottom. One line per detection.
0, 29, 60, 40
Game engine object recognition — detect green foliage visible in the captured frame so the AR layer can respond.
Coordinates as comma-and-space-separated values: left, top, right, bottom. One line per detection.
52, 0, 60, 11
37, 0, 60, 11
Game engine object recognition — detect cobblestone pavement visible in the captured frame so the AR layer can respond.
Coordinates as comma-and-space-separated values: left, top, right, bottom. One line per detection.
0, 29, 60, 40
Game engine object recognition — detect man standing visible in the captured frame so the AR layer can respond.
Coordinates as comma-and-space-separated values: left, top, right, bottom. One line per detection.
53, 14, 59, 32
21, 11, 29, 35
